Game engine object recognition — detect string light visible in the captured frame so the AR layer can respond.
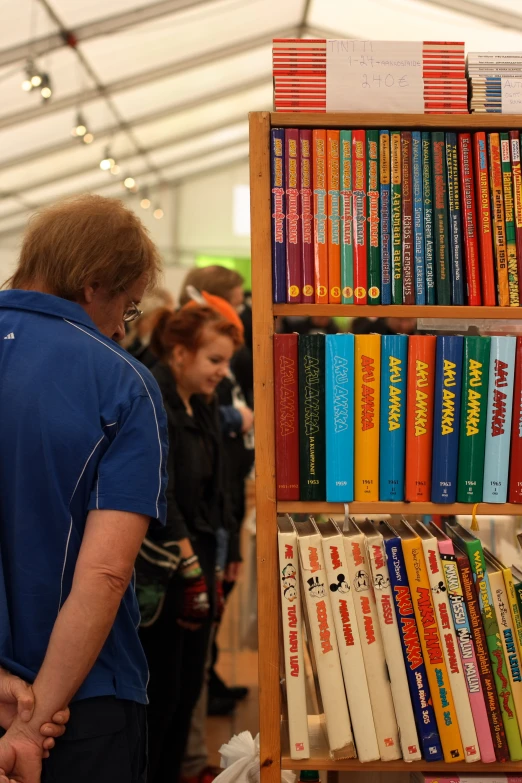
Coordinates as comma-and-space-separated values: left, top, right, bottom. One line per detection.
140, 189, 151, 209
100, 147, 115, 171
40, 73, 52, 100
124, 176, 136, 189
110, 163, 120, 175
83, 132, 94, 144
21, 60, 51, 102
153, 206, 164, 220
71, 112, 87, 138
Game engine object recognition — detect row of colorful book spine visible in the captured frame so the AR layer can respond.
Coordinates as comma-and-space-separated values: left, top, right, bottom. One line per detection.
279, 514, 522, 764
271, 128, 522, 307
274, 332, 522, 504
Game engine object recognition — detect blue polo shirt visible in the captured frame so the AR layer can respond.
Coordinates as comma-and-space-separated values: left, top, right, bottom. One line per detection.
0, 290, 168, 704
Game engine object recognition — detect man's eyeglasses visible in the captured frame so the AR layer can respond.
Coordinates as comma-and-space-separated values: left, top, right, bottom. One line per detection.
123, 298, 143, 323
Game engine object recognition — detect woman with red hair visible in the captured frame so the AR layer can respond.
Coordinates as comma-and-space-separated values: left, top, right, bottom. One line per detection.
137, 305, 242, 783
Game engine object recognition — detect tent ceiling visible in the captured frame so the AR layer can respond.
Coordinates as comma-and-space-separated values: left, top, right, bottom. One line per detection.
1, 0, 522, 239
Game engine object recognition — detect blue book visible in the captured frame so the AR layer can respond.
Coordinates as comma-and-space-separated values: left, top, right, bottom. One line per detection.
379, 130, 392, 305
325, 333, 354, 501
412, 132, 425, 304
270, 128, 286, 303
421, 132, 436, 305
483, 335, 516, 502
431, 335, 464, 504
379, 334, 407, 500
381, 522, 444, 761
445, 132, 465, 305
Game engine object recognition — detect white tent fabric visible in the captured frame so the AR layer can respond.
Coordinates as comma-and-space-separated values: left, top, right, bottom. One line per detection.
1, 0, 522, 238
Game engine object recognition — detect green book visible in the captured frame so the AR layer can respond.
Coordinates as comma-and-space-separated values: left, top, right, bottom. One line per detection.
390, 130, 403, 304
500, 132, 520, 305
457, 336, 491, 502
431, 131, 451, 305
366, 129, 381, 304
298, 333, 326, 501
422, 132, 436, 305
513, 570, 522, 631
447, 521, 522, 761
340, 130, 354, 304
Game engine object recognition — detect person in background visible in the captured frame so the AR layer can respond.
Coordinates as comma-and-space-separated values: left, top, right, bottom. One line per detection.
139, 304, 242, 783
125, 287, 175, 369
179, 266, 253, 717
0, 194, 168, 782
350, 316, 417, 335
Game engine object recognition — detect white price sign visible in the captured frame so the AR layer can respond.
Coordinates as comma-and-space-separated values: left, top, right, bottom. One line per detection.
326, 40, 424, 113
502, 77, 522, 114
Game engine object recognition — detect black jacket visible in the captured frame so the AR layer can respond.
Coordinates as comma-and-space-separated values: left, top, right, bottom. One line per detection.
151, 362, 240, 562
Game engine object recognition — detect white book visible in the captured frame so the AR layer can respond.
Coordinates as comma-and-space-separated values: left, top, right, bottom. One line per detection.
317, 519, 380, 762
356, 518, 422, 762
408, 520, 481, 763
277, 515, 310, 760
296, 519, 356, 759
341, 517, 401, 761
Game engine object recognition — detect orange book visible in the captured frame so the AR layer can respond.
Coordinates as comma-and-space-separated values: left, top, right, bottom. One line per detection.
405, 336, 436, 501
327, 130, 341, 303
313, 130, 329, 303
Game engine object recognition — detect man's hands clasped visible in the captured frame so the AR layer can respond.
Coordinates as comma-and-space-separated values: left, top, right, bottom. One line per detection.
0, 668, 69, 783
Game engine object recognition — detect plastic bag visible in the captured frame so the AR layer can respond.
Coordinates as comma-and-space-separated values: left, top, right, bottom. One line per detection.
215, 732, 296, 783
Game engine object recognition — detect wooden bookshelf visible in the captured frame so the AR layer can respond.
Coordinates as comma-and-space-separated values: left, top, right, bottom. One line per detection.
274, 304, 522, 319
277, 501, 522, 515
249, 110, 522, 782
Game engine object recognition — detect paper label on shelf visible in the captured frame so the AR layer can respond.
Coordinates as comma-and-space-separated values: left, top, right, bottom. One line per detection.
501, 76, 522, 113
326, 40, 424, 113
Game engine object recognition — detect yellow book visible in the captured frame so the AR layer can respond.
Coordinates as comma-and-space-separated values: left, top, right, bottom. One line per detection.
391, 519, 464, 763
354, 334, 380, 500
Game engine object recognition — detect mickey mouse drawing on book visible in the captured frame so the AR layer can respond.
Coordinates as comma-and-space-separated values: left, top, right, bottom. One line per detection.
329, 574, 350, 594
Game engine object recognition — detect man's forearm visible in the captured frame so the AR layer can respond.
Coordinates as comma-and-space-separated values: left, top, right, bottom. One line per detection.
27, 575, 127, 731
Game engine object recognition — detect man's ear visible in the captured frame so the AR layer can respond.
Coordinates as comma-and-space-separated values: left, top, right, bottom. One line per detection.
82, 283, 99, 304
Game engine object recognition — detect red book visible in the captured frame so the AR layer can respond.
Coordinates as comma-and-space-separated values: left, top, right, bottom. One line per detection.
510, 131, 522, 291
299, 130, 314, 303
352, 130, 367, 304
509, 336, 522, 503
312, 129, 328, 303
326, 130, 341, 303
458, 133, 481, 305
473, 132, 497, 306
457, 552, 510, 761
273, 334, 300, 501
285, 129, 302, 303
401, 131, 414, 304
405, 335, 436, 501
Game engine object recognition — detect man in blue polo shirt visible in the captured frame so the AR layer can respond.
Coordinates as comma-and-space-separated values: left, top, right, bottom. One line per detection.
0, 194, 168, 782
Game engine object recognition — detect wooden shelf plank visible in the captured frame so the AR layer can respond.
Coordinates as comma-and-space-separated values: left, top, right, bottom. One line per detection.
281, 757, 522, 772
273, 304, 522, 319
277, 501, 522, 515
271, 112, 522, 129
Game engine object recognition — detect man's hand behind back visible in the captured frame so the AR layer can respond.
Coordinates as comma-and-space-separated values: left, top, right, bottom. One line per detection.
0, 718, 43, 783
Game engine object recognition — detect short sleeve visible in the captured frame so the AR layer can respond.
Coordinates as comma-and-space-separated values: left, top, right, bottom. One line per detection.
89, 392, 168, 524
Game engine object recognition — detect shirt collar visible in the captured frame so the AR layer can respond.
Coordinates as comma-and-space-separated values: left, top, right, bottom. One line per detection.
0, 290, 99, 331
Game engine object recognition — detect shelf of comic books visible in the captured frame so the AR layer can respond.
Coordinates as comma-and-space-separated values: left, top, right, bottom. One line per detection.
274, 304, 522, 319
276, 502, 522, 515
249, 111, 522, 783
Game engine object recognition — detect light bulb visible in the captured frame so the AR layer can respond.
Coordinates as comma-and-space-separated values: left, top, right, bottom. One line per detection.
41, 86, 52, 99
100, 157, 114, 171
31, 74, 42, 87
21, 79, 32, 92
124, 177, 135, 189
82, 132, 94, 144
75, 124, 86, 136
110, 163, 120, 175
153, 207, 164, 220
140, 198, 151, 209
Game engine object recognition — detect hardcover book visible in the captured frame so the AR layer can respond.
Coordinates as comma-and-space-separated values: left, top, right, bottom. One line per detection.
325, 334, 354, 502
299, 129, 315, 303
405, 335, 436, 501
342, 517, 401, 760
296, 519, 356, 758
380, 130, 392, 305
391, 130, 403, 304
367, 129, 381, 303
500, 133, 520, 307
340, 130, 354, 304
277, 515, 310, 759
458, 133, 481, 306
445, 132, 465, 305
313, 129, 328, 303
274, 334, 300, 500
379, 334, 408, 501
285, 128, 302, 303
508, 336, 522, 503
483, 336, 516, 503
271, 128, 286, 303
352, 130, 368, 304
432, 131, 451, 305
327, 130, 341, 303
431, 335, 464, 504
422, 131, 436, 305
488, 132, 511, 307
298, 334, 326, 501
412, 131, 426, 304
401, 131, 415, 305
354, 334, 380, 501
473, 132, 497, 306
317, 519, 379, 762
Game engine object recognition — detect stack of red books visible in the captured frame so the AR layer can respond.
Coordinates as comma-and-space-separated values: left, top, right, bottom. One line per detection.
272, 39, 468, 114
